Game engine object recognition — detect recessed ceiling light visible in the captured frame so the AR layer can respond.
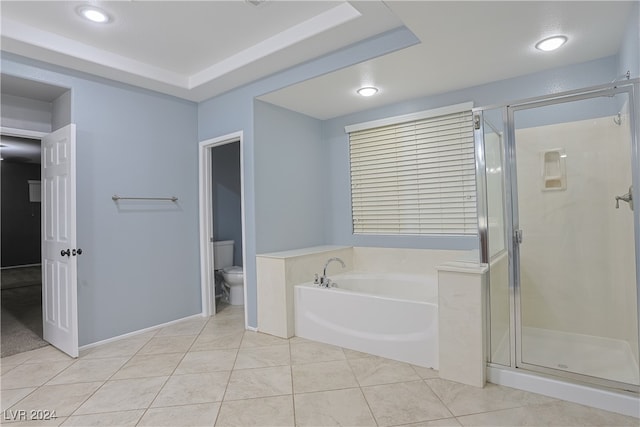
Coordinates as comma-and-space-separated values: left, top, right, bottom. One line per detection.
77, 6, 112, 24
357, 87, 378, 97
535, 35, 567, 52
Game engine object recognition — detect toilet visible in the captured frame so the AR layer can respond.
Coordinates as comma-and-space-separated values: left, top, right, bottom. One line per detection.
213, 240, 244, 306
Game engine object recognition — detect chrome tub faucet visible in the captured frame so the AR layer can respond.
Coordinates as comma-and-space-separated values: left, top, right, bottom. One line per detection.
314, 257, 346, 287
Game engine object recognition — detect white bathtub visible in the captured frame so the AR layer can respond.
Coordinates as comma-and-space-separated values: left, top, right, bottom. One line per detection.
294, 272, 438, 368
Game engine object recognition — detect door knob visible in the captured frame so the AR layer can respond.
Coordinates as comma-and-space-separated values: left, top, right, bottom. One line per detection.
72, 248, 83, 256
61, 249, 70, 257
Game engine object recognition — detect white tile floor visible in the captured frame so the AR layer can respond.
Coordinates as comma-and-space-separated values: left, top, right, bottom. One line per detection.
1, 304, 638, 426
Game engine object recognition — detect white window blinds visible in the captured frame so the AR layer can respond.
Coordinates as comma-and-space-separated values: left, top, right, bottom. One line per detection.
348, 106, 477, 235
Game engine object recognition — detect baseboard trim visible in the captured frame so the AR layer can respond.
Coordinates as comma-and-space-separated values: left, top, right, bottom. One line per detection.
1, 264, 42, 290
1, 282, 41, 290
79, 313, 207, 351
1, 263, 42, 270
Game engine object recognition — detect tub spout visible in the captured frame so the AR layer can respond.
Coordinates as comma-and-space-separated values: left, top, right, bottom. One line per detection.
319, 257, 346, 287
323, 257, 346, 277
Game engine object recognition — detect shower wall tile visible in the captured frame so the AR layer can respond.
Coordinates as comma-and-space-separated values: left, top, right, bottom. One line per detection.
515, 116, 637, 353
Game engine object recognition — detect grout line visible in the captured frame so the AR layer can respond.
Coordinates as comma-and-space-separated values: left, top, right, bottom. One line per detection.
422, 377, 458, 421
5, 348, 131, 418
66, 320, 204, 422
289, 337, 297, 426
140, 317, 215, 424
137, 310, 241, 425
67, 348, 157, 420
1, 387, 40, 414
212, 308, 245, 427
341, 346, 380, 426
360, 385, 380, 427
451, 399, 557, 420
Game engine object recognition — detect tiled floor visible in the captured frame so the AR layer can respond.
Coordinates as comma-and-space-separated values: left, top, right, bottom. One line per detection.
1, 304, 638, 426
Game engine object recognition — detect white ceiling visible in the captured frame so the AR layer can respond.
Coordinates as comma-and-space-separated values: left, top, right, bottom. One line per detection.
260, 1, 636, 119
1, 0, 402, 102
0, 1, 636, 120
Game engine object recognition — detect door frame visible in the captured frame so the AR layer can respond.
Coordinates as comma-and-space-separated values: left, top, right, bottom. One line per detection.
1, 127, 47, 140
198, 131, 247, 328
505, 82, 639, 391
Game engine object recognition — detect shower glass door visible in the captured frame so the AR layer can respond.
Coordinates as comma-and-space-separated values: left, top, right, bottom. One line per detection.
510, 87, 639, 389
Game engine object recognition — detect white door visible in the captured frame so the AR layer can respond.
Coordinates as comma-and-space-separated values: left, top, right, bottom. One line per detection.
42, 124, 78, 358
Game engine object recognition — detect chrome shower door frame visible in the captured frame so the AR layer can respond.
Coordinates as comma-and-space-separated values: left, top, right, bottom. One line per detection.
477, 79, 640, 393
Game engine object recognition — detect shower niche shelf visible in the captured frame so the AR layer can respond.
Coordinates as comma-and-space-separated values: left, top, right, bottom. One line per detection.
541, 149, 566, 191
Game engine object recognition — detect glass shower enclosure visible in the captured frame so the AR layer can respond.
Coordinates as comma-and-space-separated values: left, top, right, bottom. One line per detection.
475, 80, 640, 391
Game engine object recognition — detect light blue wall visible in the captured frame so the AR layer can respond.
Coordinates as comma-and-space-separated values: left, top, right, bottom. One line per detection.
322, 56, 621, 251
1, 53, 200, 346
1, 93, 52, 132
2, 9, 635, 338
198, 86, 259, 326
198, 22, 632, 328
52, 90, 72, 131
254, 100, 326, 254
212, 141, 243, 266
198, 27, 419, 328
618, 1, 640, 79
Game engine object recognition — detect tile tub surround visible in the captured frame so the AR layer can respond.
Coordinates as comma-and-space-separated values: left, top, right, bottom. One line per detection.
1, 306, 637, 426
257, 246, 469, 338
257, 245, 353, 338
437, 262, 489, 388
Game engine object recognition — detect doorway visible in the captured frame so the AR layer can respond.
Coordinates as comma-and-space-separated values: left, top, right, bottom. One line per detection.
0, 133, 45, 357
1, 76, 78, 358
1, 125, 79, 358
198, 131, 247, 327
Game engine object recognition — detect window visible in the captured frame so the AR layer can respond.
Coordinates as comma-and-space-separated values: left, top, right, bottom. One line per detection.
346, 103, 477, 235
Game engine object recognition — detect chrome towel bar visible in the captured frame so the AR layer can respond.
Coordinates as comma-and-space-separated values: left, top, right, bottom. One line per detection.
112, 195, 178, 202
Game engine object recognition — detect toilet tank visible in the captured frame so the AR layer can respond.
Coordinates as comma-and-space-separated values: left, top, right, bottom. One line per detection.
213, 240, 234, 269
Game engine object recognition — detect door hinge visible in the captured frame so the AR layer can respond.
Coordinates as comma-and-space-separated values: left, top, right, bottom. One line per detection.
514, 229, 523, 245
474, 114, 481, 130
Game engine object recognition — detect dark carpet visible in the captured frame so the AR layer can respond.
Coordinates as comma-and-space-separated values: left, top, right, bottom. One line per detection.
1, 283, 47, 357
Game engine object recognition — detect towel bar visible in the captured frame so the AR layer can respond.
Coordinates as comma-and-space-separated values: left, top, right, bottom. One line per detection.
112, 195, 178, 202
